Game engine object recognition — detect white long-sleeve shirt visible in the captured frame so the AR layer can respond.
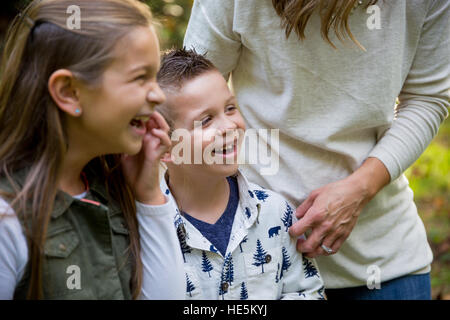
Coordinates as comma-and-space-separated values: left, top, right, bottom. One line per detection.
183, 0, 449, 288
137, 199, 185, 300
0, 193, 185, 300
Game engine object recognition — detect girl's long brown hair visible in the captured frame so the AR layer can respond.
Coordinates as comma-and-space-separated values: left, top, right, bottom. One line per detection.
0, 0, 154, 299
272, 0, 378, 49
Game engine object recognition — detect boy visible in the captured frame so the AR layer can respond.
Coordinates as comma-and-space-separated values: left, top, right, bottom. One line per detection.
138, 48, 325, 299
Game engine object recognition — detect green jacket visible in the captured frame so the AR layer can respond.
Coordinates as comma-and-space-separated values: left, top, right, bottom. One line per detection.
0, 170, 133, 299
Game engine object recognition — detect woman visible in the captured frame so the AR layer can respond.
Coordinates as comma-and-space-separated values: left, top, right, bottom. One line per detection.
0, 0, 184, 299
183, 0, 449, 299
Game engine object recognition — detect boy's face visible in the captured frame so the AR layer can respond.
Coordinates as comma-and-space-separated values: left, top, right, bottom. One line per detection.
166, 70, 246, 178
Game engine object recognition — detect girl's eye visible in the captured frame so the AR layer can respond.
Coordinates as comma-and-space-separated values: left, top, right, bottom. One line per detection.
201, 116, 212, 126
134, 74, 148, 83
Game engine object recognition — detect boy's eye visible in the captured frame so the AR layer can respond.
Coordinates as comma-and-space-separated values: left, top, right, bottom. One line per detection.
226, 105, 237, 112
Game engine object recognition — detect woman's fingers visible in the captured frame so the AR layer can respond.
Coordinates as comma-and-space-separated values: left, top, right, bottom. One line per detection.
307, 205, 361, 256
296, 189, 320, 219
329, 235, 348, 254
315, 231, 341, 256
289, 212, 314, 238
297, 222, 330, 258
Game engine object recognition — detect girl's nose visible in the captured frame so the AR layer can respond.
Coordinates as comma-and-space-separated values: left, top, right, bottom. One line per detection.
147, 82, 166, 105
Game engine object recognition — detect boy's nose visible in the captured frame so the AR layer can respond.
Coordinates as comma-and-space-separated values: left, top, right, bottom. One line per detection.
217, 116, 238, 135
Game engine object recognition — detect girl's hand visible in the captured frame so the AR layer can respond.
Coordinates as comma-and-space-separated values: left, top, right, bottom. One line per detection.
289, 158, 390, 257
121, 111, 172, 205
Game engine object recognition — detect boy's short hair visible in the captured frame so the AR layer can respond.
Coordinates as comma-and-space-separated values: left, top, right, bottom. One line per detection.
157, 48, 218, 91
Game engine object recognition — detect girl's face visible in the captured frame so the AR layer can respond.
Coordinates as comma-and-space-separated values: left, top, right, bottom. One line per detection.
74, 26, 165, 156
168, 70, 246, 178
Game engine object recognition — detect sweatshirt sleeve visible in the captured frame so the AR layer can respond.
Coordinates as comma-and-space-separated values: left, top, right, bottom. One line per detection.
368, 0, 450, 181
0, 198, 28, 300
183, 0, 241, 77
136, 197, 185, 300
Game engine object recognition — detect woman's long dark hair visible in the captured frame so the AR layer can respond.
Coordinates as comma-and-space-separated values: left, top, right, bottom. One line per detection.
272, 0, 378, 49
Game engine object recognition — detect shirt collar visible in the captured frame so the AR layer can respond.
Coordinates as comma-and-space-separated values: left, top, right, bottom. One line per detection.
232, 169, 261, 229
161, 168, 262, 236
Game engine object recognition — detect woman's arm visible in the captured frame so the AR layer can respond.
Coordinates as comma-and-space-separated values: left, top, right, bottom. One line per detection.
183, 0, 241, 78
368, 0, 449, 181
289, 0, 449, 257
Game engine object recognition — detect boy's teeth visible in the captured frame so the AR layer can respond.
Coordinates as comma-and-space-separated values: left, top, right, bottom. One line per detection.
215, 144, 234, 154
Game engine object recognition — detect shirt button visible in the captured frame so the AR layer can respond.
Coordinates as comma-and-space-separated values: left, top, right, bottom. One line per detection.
221, 283, 229, 291
265, 254, 272, 263
59, 244, 66, 251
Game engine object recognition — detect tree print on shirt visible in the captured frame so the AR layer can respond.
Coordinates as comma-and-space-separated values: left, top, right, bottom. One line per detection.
280, 246, 291, 279
303, 257, 319, 278
281, 202, 293, 231
186, 274, 196, 297
177, 226, 191, 263
240, 282, 248, 300
201, 251, 213, 277
252, 239, 268, 273
254, 190, 269, 202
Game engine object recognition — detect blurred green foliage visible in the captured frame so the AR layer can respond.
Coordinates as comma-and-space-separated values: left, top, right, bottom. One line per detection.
145, 0, 193, 50
405, 119, 450, 299
0, 0, 192, 51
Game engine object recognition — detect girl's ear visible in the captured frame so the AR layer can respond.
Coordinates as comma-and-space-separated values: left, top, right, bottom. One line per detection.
48, 69, 82, 117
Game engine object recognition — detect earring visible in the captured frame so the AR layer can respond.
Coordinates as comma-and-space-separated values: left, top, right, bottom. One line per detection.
75, 108, 81, 114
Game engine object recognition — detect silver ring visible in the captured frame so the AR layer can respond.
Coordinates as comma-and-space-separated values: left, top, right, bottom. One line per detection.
321, 244, 333, 254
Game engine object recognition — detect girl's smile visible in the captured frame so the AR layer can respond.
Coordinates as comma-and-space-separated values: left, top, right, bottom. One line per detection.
129, 114, 151, 137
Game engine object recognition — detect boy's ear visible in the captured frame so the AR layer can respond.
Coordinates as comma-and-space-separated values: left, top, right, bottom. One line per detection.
48, 69, 82, 117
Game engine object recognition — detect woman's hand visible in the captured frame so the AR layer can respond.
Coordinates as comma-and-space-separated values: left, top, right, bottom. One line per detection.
289, 158, 390, 258
121, 111, 172, 205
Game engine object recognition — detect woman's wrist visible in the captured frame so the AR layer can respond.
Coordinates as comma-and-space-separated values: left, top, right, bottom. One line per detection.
348, 157, 391, 200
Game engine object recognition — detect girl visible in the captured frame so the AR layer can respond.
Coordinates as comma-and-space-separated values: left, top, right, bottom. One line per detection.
0, 0, 184, 299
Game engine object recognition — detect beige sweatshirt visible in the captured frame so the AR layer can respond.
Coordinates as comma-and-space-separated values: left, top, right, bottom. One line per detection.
183, 0, 449, 288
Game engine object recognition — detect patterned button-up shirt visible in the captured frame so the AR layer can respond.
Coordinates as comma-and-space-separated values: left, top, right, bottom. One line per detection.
162, 169, 325, 300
